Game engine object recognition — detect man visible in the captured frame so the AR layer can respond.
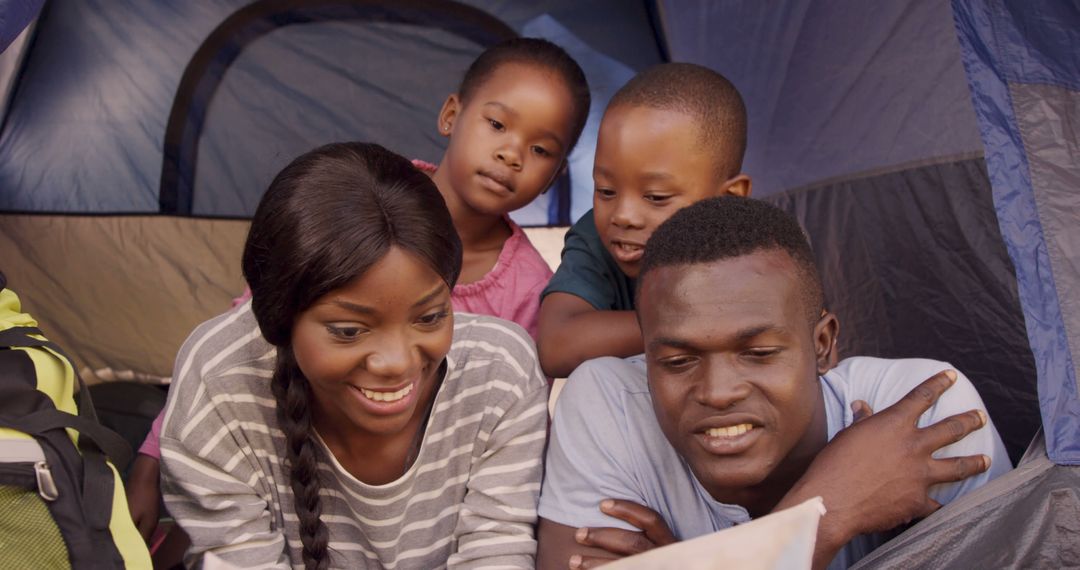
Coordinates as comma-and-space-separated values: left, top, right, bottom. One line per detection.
537, 197, 1010, 569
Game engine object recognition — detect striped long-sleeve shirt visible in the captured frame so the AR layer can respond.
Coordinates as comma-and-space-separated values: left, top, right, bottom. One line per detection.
160, 304, 549, 569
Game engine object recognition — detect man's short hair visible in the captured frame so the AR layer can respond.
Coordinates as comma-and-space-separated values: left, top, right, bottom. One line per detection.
638, 196, 825, 323
607, 62, 747, 179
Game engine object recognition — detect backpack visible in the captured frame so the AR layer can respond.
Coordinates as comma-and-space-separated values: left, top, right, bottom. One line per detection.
0, 284, 151, 569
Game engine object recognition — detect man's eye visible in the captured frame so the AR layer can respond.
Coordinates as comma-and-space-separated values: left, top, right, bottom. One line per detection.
417, 310, 449, 327
743, 348, 781, 360
660, 356, 697, 370
326, 325, 364, 340
488, 119, 504, 131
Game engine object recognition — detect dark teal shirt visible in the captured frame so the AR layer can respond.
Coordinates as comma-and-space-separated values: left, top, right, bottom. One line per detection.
542, 210, 636, 311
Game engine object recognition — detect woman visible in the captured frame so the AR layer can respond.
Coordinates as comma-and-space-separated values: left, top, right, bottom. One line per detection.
160, 143, 548, 569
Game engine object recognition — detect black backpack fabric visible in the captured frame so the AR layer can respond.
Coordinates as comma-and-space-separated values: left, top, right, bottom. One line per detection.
0, 321, 143, 569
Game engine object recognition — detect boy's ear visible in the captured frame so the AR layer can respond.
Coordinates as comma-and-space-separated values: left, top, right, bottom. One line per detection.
720, 174, 752, 198
814, 309, 840, 375
437, 94, 461, 137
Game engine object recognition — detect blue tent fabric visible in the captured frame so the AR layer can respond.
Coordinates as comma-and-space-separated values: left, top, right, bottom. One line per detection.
953, 0, 1080, 465
0, 0, 41, 53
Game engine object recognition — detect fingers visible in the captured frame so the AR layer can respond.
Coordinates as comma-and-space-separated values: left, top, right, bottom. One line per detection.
850, 400, 874, 423
927, 454, 991, 485
889, 370, 957, 420
919, 409, 987, 450
598, 499, 676, 545
574, 526, 655, 556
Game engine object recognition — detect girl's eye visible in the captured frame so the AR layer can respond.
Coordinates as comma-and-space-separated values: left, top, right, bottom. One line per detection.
326, 325, 364, 340
595, 188, 616, 199
531, 145, 551, 157
488, 119, 504, 131
417, 310, 450, 327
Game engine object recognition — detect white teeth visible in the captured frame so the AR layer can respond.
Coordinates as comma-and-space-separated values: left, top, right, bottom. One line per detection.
705, 423, 754, 437
359, 384, 414, 403
617, 243, 642, 252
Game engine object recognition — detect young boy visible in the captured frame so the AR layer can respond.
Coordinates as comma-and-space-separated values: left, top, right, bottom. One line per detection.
537, 63, 751, 378
536, 198, 1011, 569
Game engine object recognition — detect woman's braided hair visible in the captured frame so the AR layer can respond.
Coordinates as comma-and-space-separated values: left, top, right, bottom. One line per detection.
241, 142, 462, 569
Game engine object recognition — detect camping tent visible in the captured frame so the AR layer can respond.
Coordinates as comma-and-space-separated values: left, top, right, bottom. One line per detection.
1, 0, 1077, 564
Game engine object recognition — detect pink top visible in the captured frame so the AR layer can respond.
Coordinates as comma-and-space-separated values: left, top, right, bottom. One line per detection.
452, 218, 552, 340
138, 411, 164, 459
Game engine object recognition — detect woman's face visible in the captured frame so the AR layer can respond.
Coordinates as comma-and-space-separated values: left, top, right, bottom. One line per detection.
291, 246, 454, 439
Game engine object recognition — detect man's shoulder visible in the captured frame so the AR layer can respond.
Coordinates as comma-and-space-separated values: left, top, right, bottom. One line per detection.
554, 355, 649, 417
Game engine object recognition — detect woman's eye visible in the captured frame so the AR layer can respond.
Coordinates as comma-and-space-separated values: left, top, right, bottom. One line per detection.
417, 310, 449, 327
488, 119, 504, 131
326, 325, 364, 340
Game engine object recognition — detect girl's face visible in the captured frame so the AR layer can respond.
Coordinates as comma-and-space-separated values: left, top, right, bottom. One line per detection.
291, 247, 454, 440
435, 62, 577, 216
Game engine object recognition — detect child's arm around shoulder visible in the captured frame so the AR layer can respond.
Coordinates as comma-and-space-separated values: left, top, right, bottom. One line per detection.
538, 293, 642, 378
536, 217, 643, 378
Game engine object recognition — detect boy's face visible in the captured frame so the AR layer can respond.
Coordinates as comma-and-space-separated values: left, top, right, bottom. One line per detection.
437, 63, 575, 216
592, 105, 747, 278
637, 250, 835, 507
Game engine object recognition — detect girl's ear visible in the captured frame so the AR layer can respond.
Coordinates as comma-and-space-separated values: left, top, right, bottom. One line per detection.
437, 94, 461, 137
814, 310, 840, 375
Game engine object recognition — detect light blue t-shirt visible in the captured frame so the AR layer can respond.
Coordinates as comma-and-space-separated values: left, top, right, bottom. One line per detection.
539, 355, 1011, 569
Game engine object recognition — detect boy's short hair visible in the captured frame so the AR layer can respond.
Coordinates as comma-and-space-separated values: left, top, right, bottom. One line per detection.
608, 62, 747, 180
639, 196, 824, 324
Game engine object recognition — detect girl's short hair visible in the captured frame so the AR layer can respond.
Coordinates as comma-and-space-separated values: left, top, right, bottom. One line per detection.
458, 37, 591, 152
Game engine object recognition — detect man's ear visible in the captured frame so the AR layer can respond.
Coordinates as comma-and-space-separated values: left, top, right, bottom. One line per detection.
437, 94, 461, 137
720, 174, 752, 198
814, 310, 840, 375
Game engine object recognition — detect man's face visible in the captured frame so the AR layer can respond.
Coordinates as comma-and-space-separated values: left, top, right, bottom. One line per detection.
638, 251, 834, 507
592, 105, 729, 278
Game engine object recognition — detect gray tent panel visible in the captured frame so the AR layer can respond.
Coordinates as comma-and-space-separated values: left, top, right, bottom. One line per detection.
853, 433, 1080, 568
192, 21, 480, 217
658, 0, 984, 197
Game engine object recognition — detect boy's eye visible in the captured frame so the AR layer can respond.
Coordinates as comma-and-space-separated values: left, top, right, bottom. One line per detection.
531, 145, 552, 157
595, 188, 616, 199
488, 119, 505, 131
416, 310, 450, 327
644, 193, 672, 204
326, 325, 365, 340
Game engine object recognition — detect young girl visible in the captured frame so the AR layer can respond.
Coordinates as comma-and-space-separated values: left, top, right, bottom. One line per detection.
424, 37, 590, 341
159, 143, 549, 568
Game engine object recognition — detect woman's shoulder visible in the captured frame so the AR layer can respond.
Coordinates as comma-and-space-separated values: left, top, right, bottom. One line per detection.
448, 313, 544, 390
168, 304, 277, 419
